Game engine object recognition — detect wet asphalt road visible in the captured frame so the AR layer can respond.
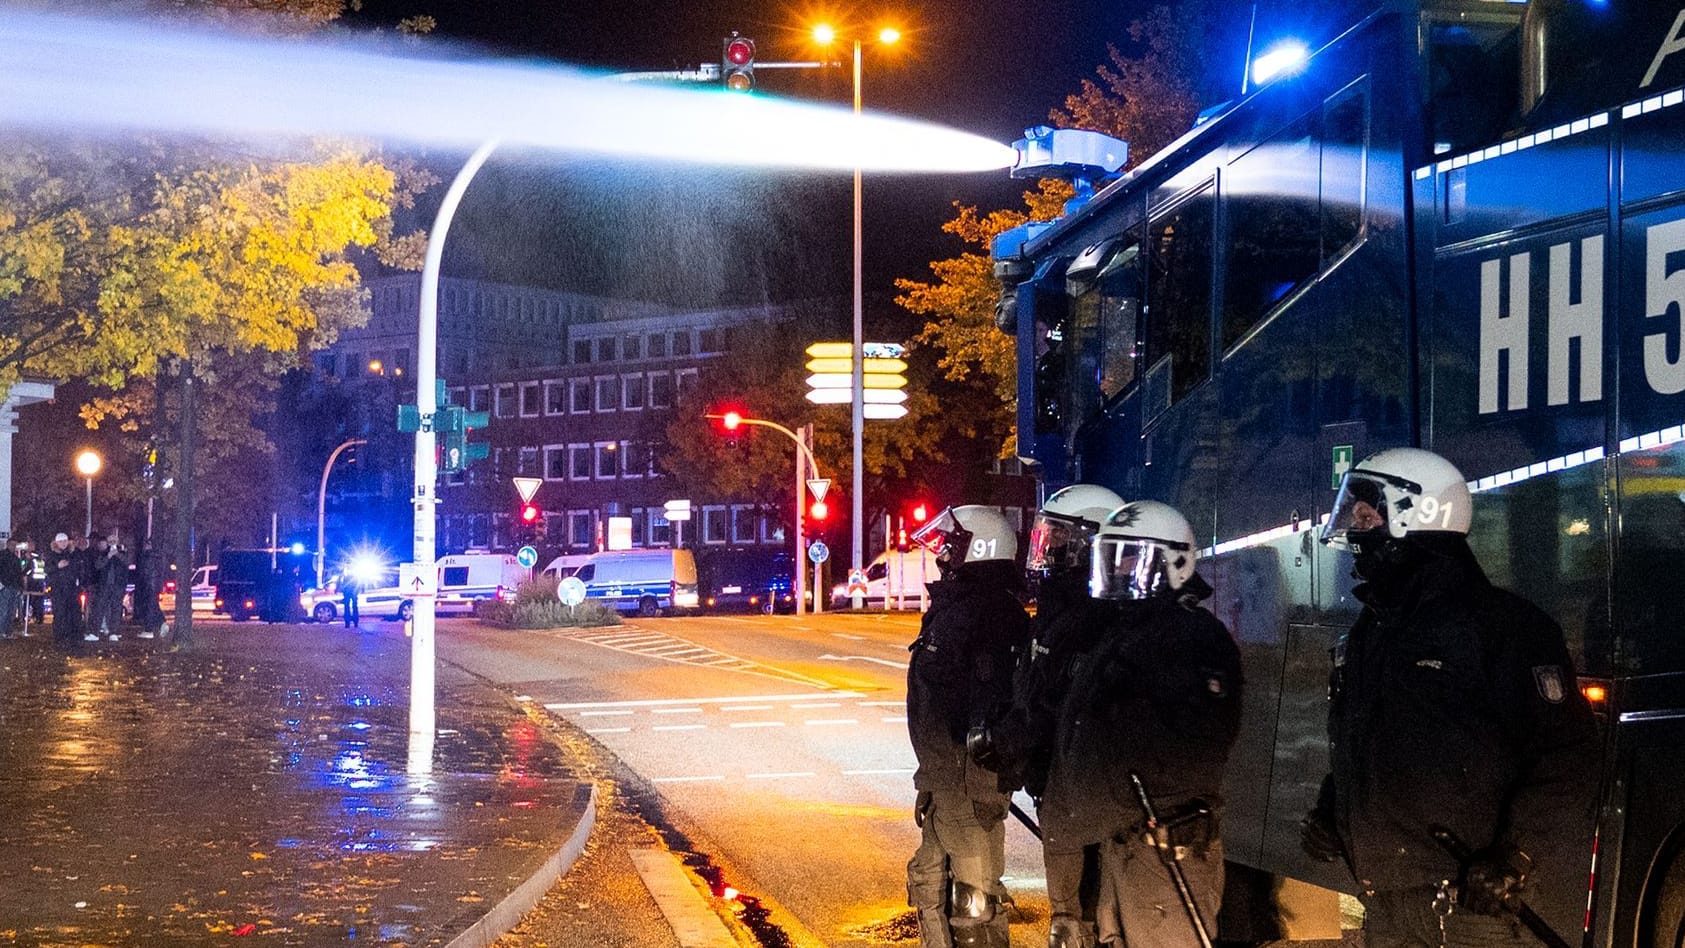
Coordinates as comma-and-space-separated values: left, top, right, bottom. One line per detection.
0, 620, 585, 946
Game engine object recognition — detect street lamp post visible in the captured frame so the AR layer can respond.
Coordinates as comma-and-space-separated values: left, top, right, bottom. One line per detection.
316, 438, 367, 589
705, 412, 821, 614
74, 449, 101, 538
814, 24, 899, 609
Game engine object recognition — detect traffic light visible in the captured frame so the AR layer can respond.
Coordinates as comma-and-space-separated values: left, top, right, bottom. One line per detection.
440, 406, 491, 473
519, 502, 541, 526
721, 410, 743, 432
722, 34, 755, 91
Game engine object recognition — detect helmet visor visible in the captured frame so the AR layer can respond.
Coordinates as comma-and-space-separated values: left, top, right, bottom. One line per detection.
1026, 512, 1095, 574
1321, 471, 1395, 550
910, 508, 971, 565
1090, 536, 1177, 600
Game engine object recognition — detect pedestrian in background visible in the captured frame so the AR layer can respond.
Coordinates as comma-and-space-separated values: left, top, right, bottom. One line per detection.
341, 573, 360, 629
132, 538, 166, 638
93, 532, 127, 640
75, 534, 97, 641
45, 533, 81, 645
904, 505, 1031, 948
971, 484, 1123, 948
1041, 501, 1242, 947
1305, 448, 1599, 947
0, 536, 24, 637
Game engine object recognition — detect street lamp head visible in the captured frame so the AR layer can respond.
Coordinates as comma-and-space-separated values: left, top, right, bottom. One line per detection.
74, 449, 101, 477
877, 27, 901, 45
812, 23, 837, 45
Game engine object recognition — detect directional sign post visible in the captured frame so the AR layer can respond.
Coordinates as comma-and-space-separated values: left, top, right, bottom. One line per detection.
663, 499, 691, 548
808, 539, 829, 615
516, 545, 539, 569
399, 562, 437, 598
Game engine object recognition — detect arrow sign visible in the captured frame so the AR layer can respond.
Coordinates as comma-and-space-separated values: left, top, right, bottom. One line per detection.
807, 478, 831, 502
512, 476, 541, 504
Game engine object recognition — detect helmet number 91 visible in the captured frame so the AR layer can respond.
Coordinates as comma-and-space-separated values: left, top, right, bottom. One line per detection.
971, 538, 998, 560
1417, 496, 1454, 530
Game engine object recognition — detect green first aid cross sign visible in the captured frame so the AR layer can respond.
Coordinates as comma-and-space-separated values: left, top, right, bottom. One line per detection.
1332, 445, 1354, 489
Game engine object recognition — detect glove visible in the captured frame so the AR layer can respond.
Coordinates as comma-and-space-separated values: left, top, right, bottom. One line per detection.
914, 790, 933, 828
1461, 843, 1532, 917
1299, 809, 1344, 863
966, 724, 1002, 771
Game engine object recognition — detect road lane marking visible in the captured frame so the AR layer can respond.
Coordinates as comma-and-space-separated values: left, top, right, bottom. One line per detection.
651, 775, 726, 783
578, 710, 636, 717
651, 707, 704, 715
842, 768, 915, 775
728, 721, 785, 729
831, 633, 866, 640
791, 702, 841, 709
805, 719, 859, 726
747, 771, 815, 779
857, 700, 903, 707
721, 705, 774, 712
546, 692, 862, 710
818, 653, 909, 670
881, 716, 908, 723
553, 629, 842, 689
652, 724, 707, 732
586, 727, 632, 735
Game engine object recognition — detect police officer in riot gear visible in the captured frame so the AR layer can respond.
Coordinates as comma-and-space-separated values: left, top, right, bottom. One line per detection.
1036, 501, 1241, 947
971, 484, 1122, 948
905, 505, 1032, 948
1304, 448, 1599, 947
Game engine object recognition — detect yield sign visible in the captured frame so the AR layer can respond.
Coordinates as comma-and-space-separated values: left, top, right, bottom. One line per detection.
512, 476, 542, 503
806, 478, 831, 502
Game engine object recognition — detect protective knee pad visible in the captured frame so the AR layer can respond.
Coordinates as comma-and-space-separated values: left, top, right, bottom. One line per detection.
951, 922, 1010, 948
949, 880, 997, 921
1047, 914, 1092, 948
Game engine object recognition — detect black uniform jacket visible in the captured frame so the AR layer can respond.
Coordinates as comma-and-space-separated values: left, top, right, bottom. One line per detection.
1040, 579, 1243, 850
1321, 541, 1598, 931
993, 571, 1125, 799
906, 560, 1032, 797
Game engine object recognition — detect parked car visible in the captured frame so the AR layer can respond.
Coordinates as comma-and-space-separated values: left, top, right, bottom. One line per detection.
574, 548, 699, 617
358, 552, 525, 622
160, 564, 217, 614
830, 548, 940, 609
699, 548, 794, 614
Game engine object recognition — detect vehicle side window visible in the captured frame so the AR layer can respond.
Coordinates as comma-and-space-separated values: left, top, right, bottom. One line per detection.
867, 563, 887, 580
1063, 239, 1143, 431
1144, 182, 1216, 414
442, 567, 469, 586
576, 564, 595, 582
1222, 110, 1320, 351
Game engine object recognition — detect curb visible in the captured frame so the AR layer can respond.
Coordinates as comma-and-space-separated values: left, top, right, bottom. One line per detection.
444, 781, 599, 948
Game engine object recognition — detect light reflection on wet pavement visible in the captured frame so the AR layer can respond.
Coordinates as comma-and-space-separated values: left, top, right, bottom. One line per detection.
0, 623, 585, 945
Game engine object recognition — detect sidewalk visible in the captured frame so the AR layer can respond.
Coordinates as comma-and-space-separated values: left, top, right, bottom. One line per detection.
0, 622, 591, 946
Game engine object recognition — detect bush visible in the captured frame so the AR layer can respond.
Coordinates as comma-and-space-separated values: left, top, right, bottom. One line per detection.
480, 578, 622, 629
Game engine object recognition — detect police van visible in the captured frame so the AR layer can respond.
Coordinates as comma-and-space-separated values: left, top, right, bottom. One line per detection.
573, 549, 698, 617
359, 552, 525, 621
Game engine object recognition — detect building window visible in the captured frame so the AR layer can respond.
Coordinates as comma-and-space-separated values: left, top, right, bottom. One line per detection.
699, 328, 721, 354
649, 512, 672, 547
444, 468, 465, 487
469, 386, 490, 413
495, 384, 517, 418
732, 506, 758, 544
469, 514, 491, 548
519, 382, 541, 417
595, 442, 618, 479
569, 510, 593, 548
620, 441, 645, 479
760, 513, 786, 544
492, 512, 510, 550
649, 372, 673, 409
622, 374, 645, 410
570, 444, 593, 480
702, 505, 728, 544
596, 337, 617, 362
677, 368, 699, 396
544, 380, 567, 415
672, 331, 693, 357
631, 509, 648, 546
648, 333, 667, 358
518, 447, 540, 476
544, 445, 567, 481
623, 333, 642, 360
573, 339, 592, 364
595, 376, 620, 412
571, 378, 592, 414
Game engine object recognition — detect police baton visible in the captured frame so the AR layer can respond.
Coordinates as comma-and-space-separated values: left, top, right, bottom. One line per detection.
1428, 827, 1573, 948
1009, 801, 1042, 840
1128, 772, 1215, 948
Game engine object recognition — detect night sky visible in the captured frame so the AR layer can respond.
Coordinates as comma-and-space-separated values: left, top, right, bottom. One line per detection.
339, 1, 1350, 311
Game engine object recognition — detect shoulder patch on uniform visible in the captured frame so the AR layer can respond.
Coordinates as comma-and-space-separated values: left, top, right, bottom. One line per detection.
1533, 665, 1566, 704
1205, 673, 1227, 697
1415, 658, 1444, 670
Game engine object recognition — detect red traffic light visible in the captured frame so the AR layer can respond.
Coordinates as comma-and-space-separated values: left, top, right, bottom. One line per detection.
725, 37, 754, 66
911, 502, 929, 523
810, 499, 829, 521
722, 411, 743, 431
519, 502, 541, 524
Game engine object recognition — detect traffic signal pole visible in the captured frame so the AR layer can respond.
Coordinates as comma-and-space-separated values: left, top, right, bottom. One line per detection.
410, 138, 499, 774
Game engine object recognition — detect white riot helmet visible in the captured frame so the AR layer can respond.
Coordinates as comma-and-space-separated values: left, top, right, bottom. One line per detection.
911, 505, 1018, 569
1321, 448, 1471, 550
1026, 484, 1125, 576
1090, 501, 1197, 600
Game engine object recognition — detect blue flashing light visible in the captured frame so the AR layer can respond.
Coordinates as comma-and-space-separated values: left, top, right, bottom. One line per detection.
343, 547, 391, 587
289, 541, 306, 556
1251, 39, 1310, 87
